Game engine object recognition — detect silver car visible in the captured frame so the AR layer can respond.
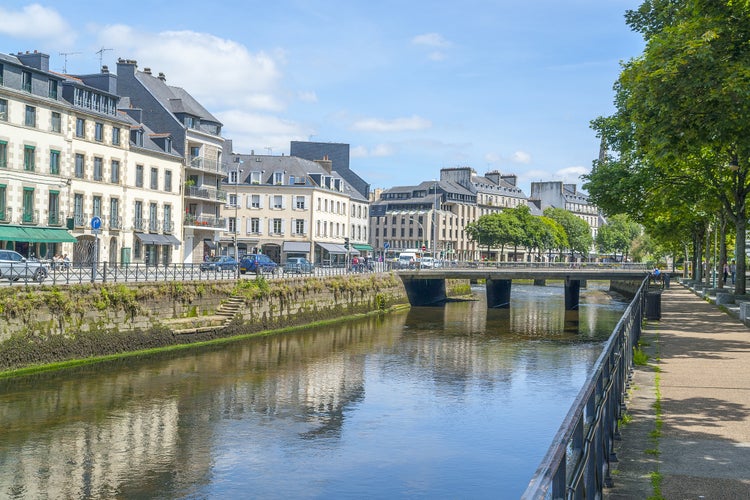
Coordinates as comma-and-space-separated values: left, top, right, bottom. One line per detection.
0, 250, 49, 282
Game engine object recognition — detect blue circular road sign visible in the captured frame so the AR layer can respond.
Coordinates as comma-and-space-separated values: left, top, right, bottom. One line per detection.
91, 216, 102, 230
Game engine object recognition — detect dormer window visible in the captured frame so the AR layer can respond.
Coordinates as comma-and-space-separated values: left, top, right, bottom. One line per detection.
164, 137, 172, 153
229, 170, 239, 184
250, 171, 261, 184
273, 172, 283, 185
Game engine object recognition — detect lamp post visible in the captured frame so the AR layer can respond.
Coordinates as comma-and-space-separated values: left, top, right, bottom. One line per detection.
408, 217, 424, 269
432, 180, 439, 260
233, 159, 242, 259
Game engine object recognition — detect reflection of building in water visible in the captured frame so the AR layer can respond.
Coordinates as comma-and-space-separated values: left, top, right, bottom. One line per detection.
0, 400, 183, 498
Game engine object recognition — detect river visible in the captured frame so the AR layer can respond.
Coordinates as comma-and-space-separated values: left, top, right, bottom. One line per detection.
0, 282, 628, 499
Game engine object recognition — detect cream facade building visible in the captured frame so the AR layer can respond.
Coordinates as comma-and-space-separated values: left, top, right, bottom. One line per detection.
0, 51, 183, 265
222, 153, 370, 265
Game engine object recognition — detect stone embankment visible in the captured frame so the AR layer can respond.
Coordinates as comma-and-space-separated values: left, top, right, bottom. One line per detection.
0, 273, 413, 373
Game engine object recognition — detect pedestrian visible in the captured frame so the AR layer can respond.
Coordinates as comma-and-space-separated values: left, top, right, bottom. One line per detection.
723, 263, 729, 284
730, 260, 737, 284
663, 271, 670, 289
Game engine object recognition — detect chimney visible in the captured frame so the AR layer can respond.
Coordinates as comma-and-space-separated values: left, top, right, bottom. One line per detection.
315, 157, 333, 173
143, 67, 152, 75
158, 72, 166, 81
17, 50, 50, 71
101, 65, 109, 73
501, 174, 517, 187
485, 170, 501, 185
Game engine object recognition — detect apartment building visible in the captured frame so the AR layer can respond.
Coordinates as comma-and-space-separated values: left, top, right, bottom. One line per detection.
0, 51, 182, 265
529, 180, 602, 240
116, 59, 226, 264
224, 152, 370, 265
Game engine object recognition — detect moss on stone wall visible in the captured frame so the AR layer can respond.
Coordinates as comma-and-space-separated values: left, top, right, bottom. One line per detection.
0, 273, 409, 373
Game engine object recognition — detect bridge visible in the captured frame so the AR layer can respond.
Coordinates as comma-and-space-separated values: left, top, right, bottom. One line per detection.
397, 266, 653, 309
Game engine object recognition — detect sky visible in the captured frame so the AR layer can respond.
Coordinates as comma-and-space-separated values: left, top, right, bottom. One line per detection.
0, 1, 645, 195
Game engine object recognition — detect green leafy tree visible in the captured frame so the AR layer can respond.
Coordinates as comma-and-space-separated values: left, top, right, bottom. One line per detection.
597, 214, 641, 262
543, 207, 593, 261
588, 1, 750, 293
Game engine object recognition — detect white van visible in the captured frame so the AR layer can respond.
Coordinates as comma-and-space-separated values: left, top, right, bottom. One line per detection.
398, 252, 418, 269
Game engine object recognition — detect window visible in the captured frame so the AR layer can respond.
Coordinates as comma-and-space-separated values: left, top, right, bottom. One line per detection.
273, 195, 283, 209
92, 196, 102, 217
134, 129, 143, 146
48, 79, 58, 99
51, 111, 61, 132
22, 71, 32, 92
75, 154, 84, 178
0, 141, 6, 169
22, 188, 34, 223
74, 194, 84, 226
0, 64, 3, 86
150, 167, 158, 190
93, 157, 103, 181
229, 193, 238, 207
0, 184, 5, 221
47, 191, 60, 225
250, 171, 261, 184
250, 218, 260, 233
229, 217, 237, 234
23, 146, 35, 171
295, 219, 305, 235
250, 194, 260, 208
112, 127, 120, 146
50, 150, 60, 175
134, 201, 143, 230
0, 99, 7, 121
164, 170, 172, 192
149, 203, 158, 231
272, 218, 282, 234
110, 160, 120, 183
273, 172, 283, 185
163, 205, 172, 232
110, 198, 120, 229
25, 105, 36, 127
135, 165, 144, 187
229, 170, 238, 184
295, 196, 306, 209
76, 118, 85, 138
95, 122, 103, 142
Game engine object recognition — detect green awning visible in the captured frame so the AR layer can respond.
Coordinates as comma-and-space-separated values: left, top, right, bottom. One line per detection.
352, 243, 374, 251
0, 226, 31, 240
0, 226, 77, 243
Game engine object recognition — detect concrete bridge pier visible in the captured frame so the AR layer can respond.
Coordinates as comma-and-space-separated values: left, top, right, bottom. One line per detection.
564, 279, 581, 310
486, 278, 512, 308
401, 278, 447, 306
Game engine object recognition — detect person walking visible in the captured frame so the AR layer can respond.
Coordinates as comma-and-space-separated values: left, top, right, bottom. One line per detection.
730, 260, 737, 284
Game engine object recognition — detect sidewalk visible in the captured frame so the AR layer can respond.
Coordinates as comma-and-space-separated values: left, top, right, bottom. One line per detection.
606, 284, 750, 499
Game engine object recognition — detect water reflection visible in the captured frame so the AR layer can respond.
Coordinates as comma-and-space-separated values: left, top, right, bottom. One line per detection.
0, 283, 626, 499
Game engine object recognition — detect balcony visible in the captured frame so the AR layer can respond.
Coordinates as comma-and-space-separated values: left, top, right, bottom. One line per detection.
109, 215, 122, 230
48, 211, 65, 227
185, 185, 227, 203
163, 219, 175, 234
21, 210, 39, 225
0, 207, 11, 224
188, 156, 225, 176
184, 213, 226, 230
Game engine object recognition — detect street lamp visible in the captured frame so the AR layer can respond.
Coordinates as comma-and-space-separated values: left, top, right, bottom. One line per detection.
408, 216, 424, 269
233, 158, 242, 259
432, 180, 439, 260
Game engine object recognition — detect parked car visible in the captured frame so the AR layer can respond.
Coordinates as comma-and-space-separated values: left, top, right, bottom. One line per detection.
0, 250, 49, 282
239, 254, 278, 274
283, 257, 315, 274
200, 255, 238, 272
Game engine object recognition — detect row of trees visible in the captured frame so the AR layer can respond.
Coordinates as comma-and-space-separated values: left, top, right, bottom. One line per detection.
465, 205, 643, 263
583, 0, 750, 293
464, 205, 586, 262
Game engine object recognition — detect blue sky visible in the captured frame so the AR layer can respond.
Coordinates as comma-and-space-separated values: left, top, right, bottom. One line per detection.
0, 1, 644, 194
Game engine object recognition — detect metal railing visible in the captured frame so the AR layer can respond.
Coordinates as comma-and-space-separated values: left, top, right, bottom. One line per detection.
522, 276, 648, 499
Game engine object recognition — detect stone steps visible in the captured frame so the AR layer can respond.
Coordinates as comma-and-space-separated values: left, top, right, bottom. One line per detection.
165, 296, 244, 334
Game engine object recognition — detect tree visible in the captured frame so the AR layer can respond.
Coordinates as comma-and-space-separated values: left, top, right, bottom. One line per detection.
543, 207, 593, 261
597, 214, 641, 262
587, 1, 750, 293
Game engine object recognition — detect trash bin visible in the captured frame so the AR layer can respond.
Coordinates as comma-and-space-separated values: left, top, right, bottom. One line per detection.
645, 290, 662, 320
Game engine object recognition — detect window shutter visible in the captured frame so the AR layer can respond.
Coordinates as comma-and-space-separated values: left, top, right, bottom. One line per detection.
268, 218, 273, 234
246, 218, 252, 234
281, 219, 286, 235
303, 219, 308, 235
259, 195, 264, 209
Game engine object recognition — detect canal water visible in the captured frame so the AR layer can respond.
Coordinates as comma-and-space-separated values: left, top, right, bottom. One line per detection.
0, 282, 628, 499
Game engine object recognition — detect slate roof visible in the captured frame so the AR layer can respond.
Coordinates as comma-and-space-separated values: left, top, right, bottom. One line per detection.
136, 71, 221, 125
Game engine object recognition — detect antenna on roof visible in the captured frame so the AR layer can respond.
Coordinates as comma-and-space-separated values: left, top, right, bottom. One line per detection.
96, 47, 113, 68
59, 52, 81, 73
265, 147, 273, 155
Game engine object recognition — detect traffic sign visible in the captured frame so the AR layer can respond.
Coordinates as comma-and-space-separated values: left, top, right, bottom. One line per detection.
384, 242, 390, 249
91, 216, 102, 230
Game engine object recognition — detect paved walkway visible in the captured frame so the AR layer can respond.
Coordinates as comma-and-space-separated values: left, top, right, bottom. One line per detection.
606, 284, 750, 499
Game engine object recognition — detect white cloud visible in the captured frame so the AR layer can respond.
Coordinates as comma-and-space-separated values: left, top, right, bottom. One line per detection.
96, 25, 286, 111
350, 144, 395, 158
215, 109, 310, 154
510, 151, 532, 164
0, 4, 74, 47
556, 165, 589, 184
297, 90, 318, 103
412, 33, 451, 48
352, 115, 432, 132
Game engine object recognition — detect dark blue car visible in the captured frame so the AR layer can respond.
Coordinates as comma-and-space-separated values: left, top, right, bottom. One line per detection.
200, 255, 238, 272
239, 254, 278, 274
